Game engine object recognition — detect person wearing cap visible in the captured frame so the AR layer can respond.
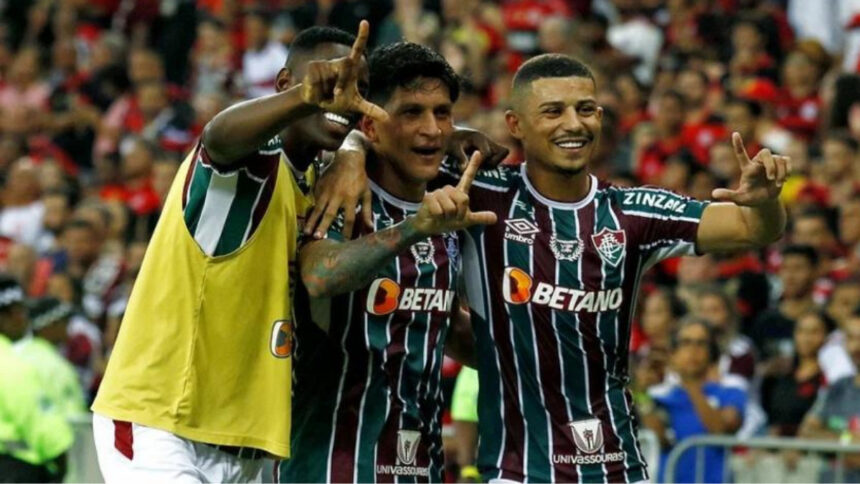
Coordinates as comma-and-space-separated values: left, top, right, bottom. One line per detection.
0, 275, 73, 482
14, 297, 86, 419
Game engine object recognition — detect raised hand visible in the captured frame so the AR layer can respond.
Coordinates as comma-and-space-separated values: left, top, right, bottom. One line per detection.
711, 132, 791, 206
300, 20, 388, 121
412, 151, 498, 236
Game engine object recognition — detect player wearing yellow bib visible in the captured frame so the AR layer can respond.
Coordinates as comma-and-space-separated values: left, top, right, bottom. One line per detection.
91, 22, 387, 483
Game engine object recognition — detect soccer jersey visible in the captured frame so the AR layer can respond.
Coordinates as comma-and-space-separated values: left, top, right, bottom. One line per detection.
439, 160, 709, 483
281, 179, 460, 483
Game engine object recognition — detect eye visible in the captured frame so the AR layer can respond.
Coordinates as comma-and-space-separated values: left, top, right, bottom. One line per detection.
579, 105, 597, 116
543, 107, 562, 117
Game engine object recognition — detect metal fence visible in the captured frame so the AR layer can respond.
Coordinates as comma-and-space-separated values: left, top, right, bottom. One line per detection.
664, 435, 860, 484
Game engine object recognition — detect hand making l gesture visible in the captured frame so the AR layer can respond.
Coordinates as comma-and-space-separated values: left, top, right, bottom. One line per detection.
711, 132, 791, 206
300, 20, 388, 122
412, 151, 498, 236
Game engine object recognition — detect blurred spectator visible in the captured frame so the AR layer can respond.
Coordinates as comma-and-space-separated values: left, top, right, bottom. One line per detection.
761, 310, 829, 437
750, 245, 818, 362
240, 8, 289, 99
642, 319, 746, 483
777, 40, 829, 141
820, 279, 860, 382
696, 286, 757, 383
606, 0, 663, 85
636, 90, 686, 184
377, 0, 441, 47
799, 312, 860, 482
0, 158, 44, 247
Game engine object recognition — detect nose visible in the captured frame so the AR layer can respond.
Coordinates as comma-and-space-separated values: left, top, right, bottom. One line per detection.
559, 106, 584, 132
418, 111, 442, 139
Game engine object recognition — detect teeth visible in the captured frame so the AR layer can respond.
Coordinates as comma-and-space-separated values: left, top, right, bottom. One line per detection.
557, 140, 585, 149
324, 112, 349, 126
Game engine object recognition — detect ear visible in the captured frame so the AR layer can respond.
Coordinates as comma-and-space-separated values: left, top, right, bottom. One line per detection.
596, 106, 604, 122
360, 115, 379, 143
505, 109, 523, 140
275, 68, 291, 92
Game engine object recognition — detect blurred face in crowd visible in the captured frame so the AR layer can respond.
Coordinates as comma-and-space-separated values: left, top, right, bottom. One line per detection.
6, 244, 36, 286
39, 161, 66, 192
5, 158, 41, 205
9, 47, 40, 87
193, 92, 227, 128
46, 274, 75, 304
43, 193, 71, 233
673, 323, 713, 380
506, 76, 602, 175
783, 51, 818, 88
677, 70, 707, 108
845, 317, 860, 369
538, 17, 570, 54
244, 14, 269, 50
614, 74, 644, 112
821, 138, 856, 181
278, 42, 368, 152
63, 223, 101, 266
724, 102, 756, 141
52, 38, 77, 75
779, 253, 816, 299
839, 198, 860, 246
137, 82, 168, 121
653, 93, 684, 135
642, 291, 676, 345
0, 304, 29, 341
153, 160, 179, 203
363, 78, 454, 185
827, 282, 860, 327
128, 49, 164, 85
122, 140, 154, 180
732, 22, 763, 52
698, 293, 733, 333
794, 312, 829, 359
792, 215, 834, 251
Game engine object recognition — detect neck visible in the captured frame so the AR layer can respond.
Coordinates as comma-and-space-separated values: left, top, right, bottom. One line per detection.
281, 129, 319, 171
780, 296, 813, 319
368, 151, 426, 203
525, 160, 591, 203
788, 83, 814, 99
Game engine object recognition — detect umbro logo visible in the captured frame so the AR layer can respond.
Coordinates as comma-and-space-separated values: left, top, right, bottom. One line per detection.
505, 219, 539, 245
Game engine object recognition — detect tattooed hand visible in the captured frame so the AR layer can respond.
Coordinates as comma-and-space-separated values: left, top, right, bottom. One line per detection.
411, 151, 498, 236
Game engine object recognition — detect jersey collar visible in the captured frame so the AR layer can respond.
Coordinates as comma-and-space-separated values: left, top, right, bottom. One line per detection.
368, 179, 422, 211
520, 163, 597, 210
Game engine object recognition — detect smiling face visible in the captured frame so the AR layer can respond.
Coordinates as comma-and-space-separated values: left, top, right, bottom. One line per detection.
506, 76, 602, 175
362, 77, 454, 184
277, 42, 369, 152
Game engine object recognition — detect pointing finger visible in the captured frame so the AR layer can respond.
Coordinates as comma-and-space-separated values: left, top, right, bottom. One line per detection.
456, 150, 483, 192
731, 132, 751, 167
349, 20, 370, 63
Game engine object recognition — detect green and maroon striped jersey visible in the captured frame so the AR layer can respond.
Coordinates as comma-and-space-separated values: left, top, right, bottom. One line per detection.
281, 180, 461, 483
439, 160, 709, 483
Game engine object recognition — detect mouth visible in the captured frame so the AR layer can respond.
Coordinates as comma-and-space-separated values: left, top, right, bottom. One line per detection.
411, 146, 442, 161
553, 137, 590, 152
323, 112, 351, 127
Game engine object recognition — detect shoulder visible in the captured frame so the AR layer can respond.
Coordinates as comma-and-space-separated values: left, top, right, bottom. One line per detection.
719, 374, 750, 393
648, 380, 679, 402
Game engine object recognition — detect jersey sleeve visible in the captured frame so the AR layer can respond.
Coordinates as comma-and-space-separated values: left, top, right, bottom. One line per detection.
718, 386, 747, 415
182, 139, 280, 257
615, 186, 709, 267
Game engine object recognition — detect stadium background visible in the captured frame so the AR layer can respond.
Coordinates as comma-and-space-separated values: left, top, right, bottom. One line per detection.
1, 0, 860, 482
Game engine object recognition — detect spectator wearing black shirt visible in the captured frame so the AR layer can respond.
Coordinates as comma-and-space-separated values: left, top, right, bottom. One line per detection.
761, 311, 830, 436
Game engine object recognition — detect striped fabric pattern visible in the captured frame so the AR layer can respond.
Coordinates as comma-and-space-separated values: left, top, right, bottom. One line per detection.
446, 160, 709, 483
182, 141, 280, 257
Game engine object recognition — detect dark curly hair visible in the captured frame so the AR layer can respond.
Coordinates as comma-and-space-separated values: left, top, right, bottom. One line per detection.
366, 42, 460, 106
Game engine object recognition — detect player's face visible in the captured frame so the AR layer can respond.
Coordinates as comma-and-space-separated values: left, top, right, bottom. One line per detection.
278, 43, 369, 152
363, 78, 453, 184
506, 76, 602, 175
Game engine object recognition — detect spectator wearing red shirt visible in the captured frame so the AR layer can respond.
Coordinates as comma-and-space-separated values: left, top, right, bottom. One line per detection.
637, 90, 686, 184
777, 40, 829, 141
678, 67, 728, 163
501, 0, 572, 55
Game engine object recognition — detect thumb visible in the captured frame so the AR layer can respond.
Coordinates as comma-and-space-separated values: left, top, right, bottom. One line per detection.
466, 210, 498, 226
711, 188, 740, 202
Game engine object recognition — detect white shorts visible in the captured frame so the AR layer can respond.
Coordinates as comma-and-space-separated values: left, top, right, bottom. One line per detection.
92, 413, 264, 483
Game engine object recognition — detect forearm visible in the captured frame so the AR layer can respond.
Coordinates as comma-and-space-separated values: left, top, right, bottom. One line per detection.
739, 197, 786, 246
202, 85, 317, 165
300, 218, 425, 298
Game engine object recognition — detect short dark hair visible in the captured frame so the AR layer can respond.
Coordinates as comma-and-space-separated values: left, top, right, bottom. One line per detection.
782, 244, 819, 267
366, 42, 460, 105
726, 96, 762, 118
673, 317, 720, 362
286, 27, 357, 68
824, 129, 859, 152
512, 54, 594, 93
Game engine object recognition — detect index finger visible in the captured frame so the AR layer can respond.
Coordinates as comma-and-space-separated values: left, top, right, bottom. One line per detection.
731, 132, 751, 166
350, 20, 370, 62
456, 150, 483, 192
355, 98, 390, 122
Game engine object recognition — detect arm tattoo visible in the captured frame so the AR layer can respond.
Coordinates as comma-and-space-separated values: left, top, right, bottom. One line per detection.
300, 218, 424, 298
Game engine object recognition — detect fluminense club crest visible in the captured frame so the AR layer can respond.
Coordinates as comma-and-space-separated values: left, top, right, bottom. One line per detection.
411, 239, 435, 265
550, 236, 584, 261
591, 228, 626, 268
396, 429, 421, 466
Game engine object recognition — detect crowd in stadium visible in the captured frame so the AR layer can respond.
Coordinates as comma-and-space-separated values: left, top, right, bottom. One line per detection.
1, 0, 860, 482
